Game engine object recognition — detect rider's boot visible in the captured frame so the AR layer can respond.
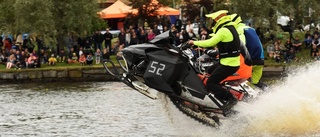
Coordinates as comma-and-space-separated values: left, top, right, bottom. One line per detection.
254, 81, 268, 90
222, 95, 237, 110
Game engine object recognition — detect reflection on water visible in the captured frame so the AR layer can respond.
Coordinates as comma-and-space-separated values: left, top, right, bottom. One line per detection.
0, 82, 178, 137
0, 62, 320, 136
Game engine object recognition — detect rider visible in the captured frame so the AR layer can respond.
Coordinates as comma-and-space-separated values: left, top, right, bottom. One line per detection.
230, 13, 268, 89
188, 10, 240, 109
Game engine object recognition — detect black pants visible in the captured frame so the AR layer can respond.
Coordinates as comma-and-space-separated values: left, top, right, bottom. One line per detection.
206, 63, 239, 101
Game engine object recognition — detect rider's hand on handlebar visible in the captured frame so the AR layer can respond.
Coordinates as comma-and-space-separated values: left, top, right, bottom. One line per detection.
187, 40, 194, 45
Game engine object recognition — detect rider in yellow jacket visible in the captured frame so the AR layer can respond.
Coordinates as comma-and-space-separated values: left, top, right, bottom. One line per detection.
188, 10, 240, 109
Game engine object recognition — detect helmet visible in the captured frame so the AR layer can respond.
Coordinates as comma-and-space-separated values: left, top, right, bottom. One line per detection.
230, 13, 242, 25
205, 10, 232, 33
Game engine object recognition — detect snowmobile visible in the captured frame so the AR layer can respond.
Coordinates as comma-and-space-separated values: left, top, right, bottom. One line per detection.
102, 31, 259, 127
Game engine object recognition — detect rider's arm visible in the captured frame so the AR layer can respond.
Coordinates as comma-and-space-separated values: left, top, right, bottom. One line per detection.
193, 28, 231, 47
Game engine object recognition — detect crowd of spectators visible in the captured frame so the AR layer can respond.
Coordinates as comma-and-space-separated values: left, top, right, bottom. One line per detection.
266, 28, 320, 63
2, 14, 318, 70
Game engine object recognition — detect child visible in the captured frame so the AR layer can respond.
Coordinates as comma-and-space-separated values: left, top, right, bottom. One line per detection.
86, 53, 93, 65
79, 53, 86, 65
68, 53, 78, 64
285, 48, 297, 63
27, 53, 38, 68
6, 54, 16, 69
48, 54, 57, 66
59, 49, 66, 62
274, 45, 281, 63
79, 47, 84, 58
95, 49, 101, 64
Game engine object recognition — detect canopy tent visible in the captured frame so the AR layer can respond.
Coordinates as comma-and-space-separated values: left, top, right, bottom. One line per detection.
156, 6, 180, 15
98, 0, 180, 19
98, 0, 135, 19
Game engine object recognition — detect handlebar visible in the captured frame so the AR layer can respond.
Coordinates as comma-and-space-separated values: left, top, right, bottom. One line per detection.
180, 42, 192, 50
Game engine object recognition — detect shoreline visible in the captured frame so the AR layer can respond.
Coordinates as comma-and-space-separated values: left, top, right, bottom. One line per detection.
0, 66, 285, 84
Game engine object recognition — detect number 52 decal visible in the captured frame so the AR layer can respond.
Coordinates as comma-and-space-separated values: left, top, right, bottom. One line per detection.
148, 61, 166, 76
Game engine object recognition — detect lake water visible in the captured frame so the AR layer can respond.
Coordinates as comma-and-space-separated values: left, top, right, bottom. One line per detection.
1, 62, 320, 137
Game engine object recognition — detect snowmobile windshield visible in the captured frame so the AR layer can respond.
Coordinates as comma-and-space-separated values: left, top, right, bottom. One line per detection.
149, 30, 173, 45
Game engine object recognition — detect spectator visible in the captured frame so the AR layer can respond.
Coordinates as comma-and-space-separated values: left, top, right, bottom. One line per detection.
175, 16, 182, 32
174, 32, 181, 46
304, 30, 311, 39
200, 27, 209, 40
163, 26, 169, 32
95, 48, 101, 64
68, 53, 78, 64
48, 54, 57, 66
312, 33, 320, 48
181, 13, 188, 30
147, 29, 156, 41
15, 50, 22, 69
112, 40, 121, 55
266, 41, 275, 59
125, 29, 131, 47
187, 29, 197, 40
19, 51, 27, 69
79, 53, 86, 66
6, 54, 16, 69
79, 47, 84, 57
185, 20, 193, 34
180, 30, 189, 43
153, 24, 161, 35
118, 28, 126, 46
0, 50, 5, 65
157, 23, 163, 33
138, 29, 147, 44
130, 33, 139, 45
27, 53, 37, 68
4, 37, 12, 54
68, 47, 76, 63
274, 45, 281, 63
83, 39, 93, 55
93, 30, 103, 51
284, 38, 293, 51
86, 53, 93, 65
285, 48, 297, 63
292, 36, 302, 52
58, 49, 66, 62
310, 44, 319, 60
104, 28, 113, 54
40, 49, 48, 64
304, 35, 313, 49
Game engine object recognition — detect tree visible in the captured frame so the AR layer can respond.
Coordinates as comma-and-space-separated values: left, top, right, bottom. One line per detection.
128, 0, 172, 28
0, 0, 102, 50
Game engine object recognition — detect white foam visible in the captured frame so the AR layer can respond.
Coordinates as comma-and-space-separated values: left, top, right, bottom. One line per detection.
162, 62, 320, 136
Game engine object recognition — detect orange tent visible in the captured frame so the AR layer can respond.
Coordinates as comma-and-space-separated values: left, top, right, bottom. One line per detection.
156, 6, 180, 15
98, 0, 136, 19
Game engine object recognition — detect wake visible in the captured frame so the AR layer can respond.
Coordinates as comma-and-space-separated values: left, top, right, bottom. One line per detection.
161, 62, 320, 137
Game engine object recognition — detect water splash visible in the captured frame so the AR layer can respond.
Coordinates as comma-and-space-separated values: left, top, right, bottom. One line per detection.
235, 62, 320, 136
163, 62, 320, 136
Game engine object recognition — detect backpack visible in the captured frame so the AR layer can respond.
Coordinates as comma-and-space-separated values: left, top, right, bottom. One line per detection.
243, 27, 265, 62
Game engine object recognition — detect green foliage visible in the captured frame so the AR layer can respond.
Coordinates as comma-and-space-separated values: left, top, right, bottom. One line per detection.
128, 0, 172, 26
0, 0, 101, 48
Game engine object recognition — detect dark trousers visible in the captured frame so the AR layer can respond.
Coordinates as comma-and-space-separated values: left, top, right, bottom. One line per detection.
206, 64, 239, 101
105, 41, 112, 54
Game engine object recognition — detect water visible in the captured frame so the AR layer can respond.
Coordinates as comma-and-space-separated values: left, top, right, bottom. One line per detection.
0, 62, 320, 137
